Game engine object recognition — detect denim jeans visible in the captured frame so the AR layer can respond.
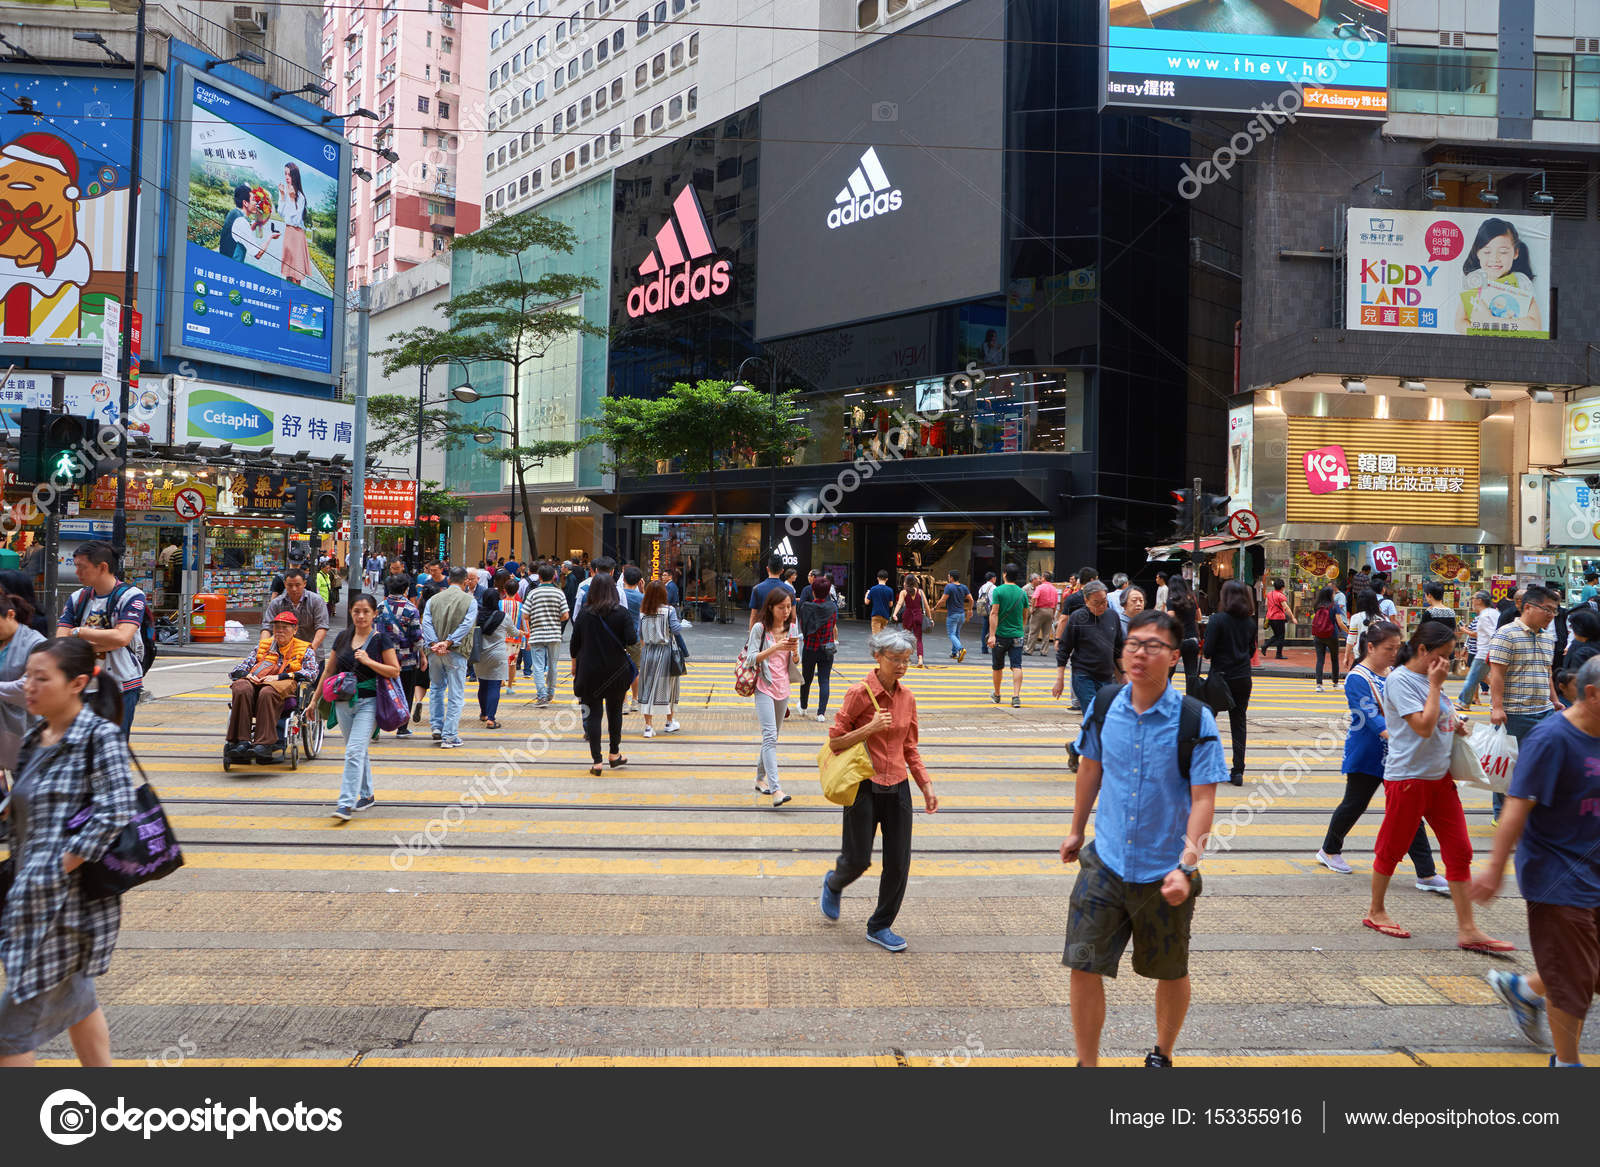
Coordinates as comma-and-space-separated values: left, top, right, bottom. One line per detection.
947, 613, 965, 655
334, 697, 376, 812
530, 640, 560, 703
478, 678, 502, 720
118, 686, 140, 740
1457, 656, 1490, 706
1068, 672, 1111, 759
428, 652, 468, 741
519, 645, 533, 677
753, 690, 787, 791
1498, 708, 1553, 817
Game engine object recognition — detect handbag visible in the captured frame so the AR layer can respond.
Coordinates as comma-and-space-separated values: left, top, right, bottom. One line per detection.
817, 684, 882, 807
592, 609, 638, 687
1199, 670, 1235, 714
734, 625, 763, 696
67, 738, 184, 900
374, 673, 410, 731
322, 670, 357, 703
1474, 723, 1518, 794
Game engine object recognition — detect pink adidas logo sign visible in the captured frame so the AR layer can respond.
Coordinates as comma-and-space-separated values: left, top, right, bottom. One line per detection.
626, 184, 732, 318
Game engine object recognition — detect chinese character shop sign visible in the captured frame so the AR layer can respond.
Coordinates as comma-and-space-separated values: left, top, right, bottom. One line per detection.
364, 479, 418, 527
1286, 417, 1480, 527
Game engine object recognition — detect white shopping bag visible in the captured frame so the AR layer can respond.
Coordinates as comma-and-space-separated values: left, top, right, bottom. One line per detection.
1452, 725, 1494, 791
1472, 723, 1518, 794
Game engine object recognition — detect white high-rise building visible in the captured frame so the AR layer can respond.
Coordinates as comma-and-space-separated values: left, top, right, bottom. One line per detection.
476, 0, 965, 218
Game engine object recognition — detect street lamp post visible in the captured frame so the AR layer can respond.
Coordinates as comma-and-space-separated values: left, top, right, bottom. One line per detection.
454, 384, 534, 564
734, 356, 780, 557
411, 358, 475, 574
110, 0, 146, 557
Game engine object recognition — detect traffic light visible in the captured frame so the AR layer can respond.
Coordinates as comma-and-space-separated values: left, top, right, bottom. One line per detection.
313, 491, 340, 536
1167, 489, 1194, 542
15, 409, 109, 486
1200, 492, 1232, 534
290, 484, 310, 532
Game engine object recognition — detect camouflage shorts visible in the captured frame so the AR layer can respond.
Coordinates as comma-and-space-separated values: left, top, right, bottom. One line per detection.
1063, 842, 1201, 981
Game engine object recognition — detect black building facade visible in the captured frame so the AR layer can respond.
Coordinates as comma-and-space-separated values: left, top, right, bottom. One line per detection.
604, 0, 1236, 607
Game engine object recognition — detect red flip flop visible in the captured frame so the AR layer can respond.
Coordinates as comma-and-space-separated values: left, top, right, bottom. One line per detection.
1459, 939, 1516, 955
1362, 917, 1410, 939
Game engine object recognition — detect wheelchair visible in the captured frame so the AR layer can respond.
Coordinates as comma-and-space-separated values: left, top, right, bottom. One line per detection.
222, 675, 325, 772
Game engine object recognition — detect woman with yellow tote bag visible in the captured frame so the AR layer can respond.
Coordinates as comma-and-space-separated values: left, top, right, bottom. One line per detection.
817, 626, 939, 953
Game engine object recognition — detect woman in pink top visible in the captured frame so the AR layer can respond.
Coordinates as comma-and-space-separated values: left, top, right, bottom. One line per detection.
1264, 577, 1294, 660
744, 588, 799, 807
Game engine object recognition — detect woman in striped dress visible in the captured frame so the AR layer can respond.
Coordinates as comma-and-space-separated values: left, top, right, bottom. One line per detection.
636, 580, 682, 739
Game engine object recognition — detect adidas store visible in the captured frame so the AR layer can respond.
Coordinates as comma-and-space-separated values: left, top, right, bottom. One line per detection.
606, 0, 1225, 593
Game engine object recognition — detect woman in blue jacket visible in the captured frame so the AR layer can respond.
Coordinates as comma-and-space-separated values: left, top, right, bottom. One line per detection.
1315, 619, 1448, 892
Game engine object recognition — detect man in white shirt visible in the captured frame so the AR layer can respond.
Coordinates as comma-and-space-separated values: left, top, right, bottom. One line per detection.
1459, 589, 1498, 710
976, 572, 997, 653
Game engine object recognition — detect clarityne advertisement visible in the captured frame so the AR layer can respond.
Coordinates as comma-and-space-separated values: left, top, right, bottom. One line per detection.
1102, 0, 1388, 118
1346, 209, 1552, 339
167, 68, 348, 382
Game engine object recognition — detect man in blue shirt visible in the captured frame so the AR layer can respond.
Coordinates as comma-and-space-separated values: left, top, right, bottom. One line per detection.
864, 569, 895, 635
621, 564, 646, 711
1472, 655, 1600, 1067
1059, 609, 1227, 1068
660, 569, 680, 609
747, 554, 792, 628
574, 556, 615, 611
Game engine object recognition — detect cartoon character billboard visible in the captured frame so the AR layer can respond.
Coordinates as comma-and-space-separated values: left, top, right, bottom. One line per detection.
0, 73, 140, 351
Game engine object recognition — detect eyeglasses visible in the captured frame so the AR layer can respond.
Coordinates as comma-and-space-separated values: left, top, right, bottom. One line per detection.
1124, 637, 1178, 656
1533, 604, 1559, 616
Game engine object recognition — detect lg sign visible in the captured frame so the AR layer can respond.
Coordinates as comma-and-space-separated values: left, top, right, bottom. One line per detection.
1303, 445, 1350, 495
626, 185, 731, 318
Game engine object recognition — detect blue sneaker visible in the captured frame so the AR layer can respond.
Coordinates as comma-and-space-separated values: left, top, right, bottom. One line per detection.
1549, 1055, 1584, 1067
866, 927, 907, 952
820, 875, 840, 921
354, 796, 377, 812
1486, 970, 1548, 1048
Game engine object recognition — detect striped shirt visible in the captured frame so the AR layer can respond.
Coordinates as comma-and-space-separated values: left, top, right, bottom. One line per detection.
1487, 618, 1555, 715
521, 583, 570, 643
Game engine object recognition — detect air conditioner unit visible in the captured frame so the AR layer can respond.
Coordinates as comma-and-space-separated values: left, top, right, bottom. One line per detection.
231, 5, 268, 34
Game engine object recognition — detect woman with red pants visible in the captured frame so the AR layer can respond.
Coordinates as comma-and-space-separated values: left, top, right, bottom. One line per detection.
1362, 620, 1512, 952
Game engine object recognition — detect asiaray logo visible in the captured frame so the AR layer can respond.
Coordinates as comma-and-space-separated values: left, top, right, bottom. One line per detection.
626, 185, 731, 318
827, 147, 903, 230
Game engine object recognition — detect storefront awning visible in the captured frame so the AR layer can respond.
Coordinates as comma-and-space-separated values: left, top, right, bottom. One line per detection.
1145, 535, 1266, 562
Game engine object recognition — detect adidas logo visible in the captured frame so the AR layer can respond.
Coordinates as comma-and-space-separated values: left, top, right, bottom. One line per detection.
906, 517, 931, 542
626, 184, 732, 318
773, 536, 798, 565
826, 147, 903, 230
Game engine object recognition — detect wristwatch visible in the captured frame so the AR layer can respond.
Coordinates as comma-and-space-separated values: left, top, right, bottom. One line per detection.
69, 627, 80, 638
1177, 860, 1199, 877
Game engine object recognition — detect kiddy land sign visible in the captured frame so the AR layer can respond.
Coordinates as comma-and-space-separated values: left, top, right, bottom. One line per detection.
1286, 417, 1480, 527
1345, 209, 1551, 339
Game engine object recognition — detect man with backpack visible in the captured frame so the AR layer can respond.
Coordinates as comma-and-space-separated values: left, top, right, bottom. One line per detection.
57, 540, 150, 738
1053, 581, 1123, 771
935, 570, 972, 662
1059, 609, 1227, 1068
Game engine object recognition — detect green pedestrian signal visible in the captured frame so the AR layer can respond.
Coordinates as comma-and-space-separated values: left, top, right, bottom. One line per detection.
50, 450, 79, 480
312, 490, 340, 535
316, 512, 337, 534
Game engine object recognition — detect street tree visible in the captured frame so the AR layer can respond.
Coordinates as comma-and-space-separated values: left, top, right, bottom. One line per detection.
379, 211, 607, 557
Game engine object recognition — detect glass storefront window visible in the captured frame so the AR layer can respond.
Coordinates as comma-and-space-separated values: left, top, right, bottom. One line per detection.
204, 522, 288, 610
1264, 539, 1499, 629
1536, 53, 1574, 119
1391, 47, 1497, 116
657, 519, 764, 607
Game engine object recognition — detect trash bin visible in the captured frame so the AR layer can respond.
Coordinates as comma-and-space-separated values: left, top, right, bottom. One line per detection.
191, 592, 226, 642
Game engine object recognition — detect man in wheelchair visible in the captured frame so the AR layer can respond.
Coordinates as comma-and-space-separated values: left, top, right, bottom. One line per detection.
227, 611, 320, 763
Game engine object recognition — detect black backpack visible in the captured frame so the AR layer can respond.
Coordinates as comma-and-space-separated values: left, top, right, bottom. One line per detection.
1081, 683, 1216, 782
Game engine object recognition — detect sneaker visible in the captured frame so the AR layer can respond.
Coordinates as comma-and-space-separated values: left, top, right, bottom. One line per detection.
1487, 971, 1548, 1049
815, 713, 826, 722
643, 726, 655, 739
331, 807, 353, 821
1414, 874, 1451, 895
1549, 1055, 1584, 1067
1011, 696, 1021, 708
1143, 1047, 1173, 1068
755, 778, 777, 796
441, 737, 463, 749
396, 726, 412, 738
820, 874, 840, 921
1316, 683, 1325, 693
664, 720, 681, 733
772, 788, 792, 807
991, 692, 1000, 704
412, 704, 423, 724
1316, 849, 1353, 874
957, 648, 966, 663
1067, 752, 1079, 773
866, 927, 907, 952
432, 731, 443, 741
354, 796, 377, 812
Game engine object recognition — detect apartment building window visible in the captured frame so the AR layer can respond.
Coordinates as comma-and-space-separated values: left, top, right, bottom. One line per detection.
1536, 54, 1574, 119
595, 86, 607, 110
537, 35, 547, 57
553, 112, 564, 132
440, 101, 451, 117
424, 64, 432, 80
654, 2, 667, 22
523, 86, 534, 106
421, 130, 429, 147
434, 235, 447, 253
597, 38, 608, 63
536, 80, 546, 100
637, 14, 649, 35
486, 155, 496, 173
441, 69, 451, 84
442, 36, 453, 53
668, 93, 682, 120
633, 114, 646, 141
609, 126, 622, 149
556, 20, 567, 41
489, 111, 499, 130
581, 96, 592, 118
534, 125, 544, 146
611, 78, 624, 101
490, 28, 501, 49
594, 134, 605, 156
373, 230, 389, 251
687, 85, 697, 113
498, 146, 508, 165
1391, 46, 1497, 116
531, 169, 543, 189
567, 102, 578, 125
650, 105, 664, 130
420, 162, 429, 179
375, 195, 391, 219
382, 0, 397, 23
565, 152, 576, 174
500, 102, 510, 121
555, 71, 565, 91
670, 42, 683, 68
652, 52, 666, 79
613, 29, 625, 52
585, 2, 596, 18
583, 49, 594, 70
579, 143, 590, 165
377, 165, 393, 185
521, 131, 532, 150
636, 64, 648, 88
418, 95, 431, 113
1578, 56, 1600, 121
426, 31, 432, 47
509, 139, 519, 158
599, 0, 610, 11
520, 176, 530, 195
673, 0, 686, 12
689, 33, 698, 59
567, 59, 579, 81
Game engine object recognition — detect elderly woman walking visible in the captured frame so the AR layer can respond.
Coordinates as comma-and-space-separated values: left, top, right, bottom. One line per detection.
821, 626, 940, 952
0, 638, 139, 1066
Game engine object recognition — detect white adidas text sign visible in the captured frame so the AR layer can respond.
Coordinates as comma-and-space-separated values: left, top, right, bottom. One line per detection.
906, 517, 931, 542
772, 536, 799, 566
827, 147, 903, 230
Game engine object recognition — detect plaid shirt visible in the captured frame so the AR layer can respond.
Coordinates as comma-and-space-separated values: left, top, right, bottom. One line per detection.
1487, 618, 1556, 715
800, 599, 838, 652
0, 707, 138, 1002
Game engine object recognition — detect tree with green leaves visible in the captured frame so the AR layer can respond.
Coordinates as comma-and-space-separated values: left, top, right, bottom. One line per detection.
379, 212, 607, 558
362, 392, 483, 461
583, 379, 808, 622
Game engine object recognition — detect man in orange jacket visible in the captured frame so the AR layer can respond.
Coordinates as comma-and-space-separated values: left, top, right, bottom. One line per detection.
227, 611, 318, 762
